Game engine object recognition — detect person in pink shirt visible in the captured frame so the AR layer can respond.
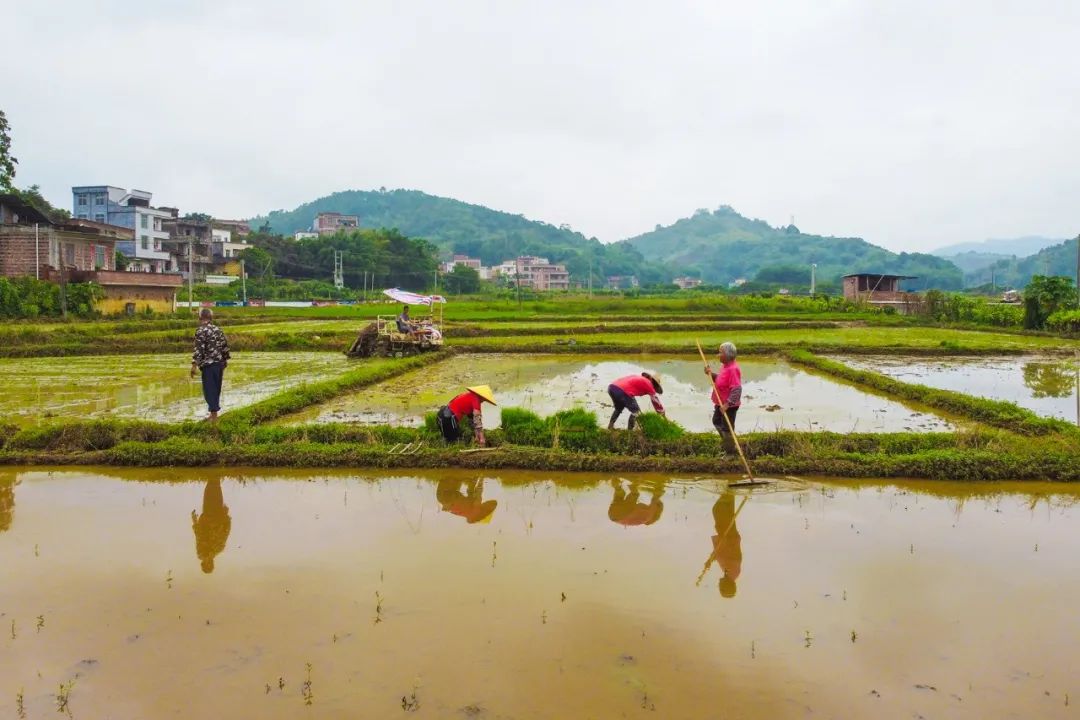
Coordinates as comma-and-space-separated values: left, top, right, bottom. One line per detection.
606, 372, 665, 430
704, 341, 742, 436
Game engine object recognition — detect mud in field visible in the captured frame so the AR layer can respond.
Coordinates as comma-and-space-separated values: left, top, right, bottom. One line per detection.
0, 352, 348, 425
282, 354, 953, 432
834, 354, 1080, 425
1, 468, 1077, 719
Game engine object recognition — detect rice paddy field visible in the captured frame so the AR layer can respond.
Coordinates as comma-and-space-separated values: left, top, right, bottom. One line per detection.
2, 296, 1079, 719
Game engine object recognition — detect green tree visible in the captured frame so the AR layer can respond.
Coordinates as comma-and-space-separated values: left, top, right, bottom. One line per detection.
17, 185, 70, 222
114, 250, 130, 271
441, 264, 481, 295
240, 246, 274, 279
1022, 361, 1076, 398
1023, 275, 1077, 329
0, 109, 16, 192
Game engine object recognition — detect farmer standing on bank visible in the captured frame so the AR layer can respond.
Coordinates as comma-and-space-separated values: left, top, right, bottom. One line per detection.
705, 342, 742, 438
606, 372, 665, 430
190, 308, 231, 422
436, 385, 497, 446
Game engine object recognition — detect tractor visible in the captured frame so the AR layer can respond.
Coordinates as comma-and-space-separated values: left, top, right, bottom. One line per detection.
345, 288, 446, 358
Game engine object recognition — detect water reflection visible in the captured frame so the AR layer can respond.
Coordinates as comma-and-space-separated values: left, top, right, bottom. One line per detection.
0, 472, 16, 532
697, 494, 744, 598
607, 478, 665, 526
192, 479, 231, 573
436, 478, 498, 524
1021, 361, 1075, 398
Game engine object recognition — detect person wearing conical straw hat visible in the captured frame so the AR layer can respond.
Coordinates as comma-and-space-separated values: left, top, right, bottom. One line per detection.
437, 385, 497, 446
606, 371, 665, 430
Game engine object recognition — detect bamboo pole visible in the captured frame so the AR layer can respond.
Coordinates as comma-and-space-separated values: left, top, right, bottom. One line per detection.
696, 339, 754, 480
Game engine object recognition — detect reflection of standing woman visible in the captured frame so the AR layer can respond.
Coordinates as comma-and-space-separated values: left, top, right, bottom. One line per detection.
697, 494, 743, 598
0, 473, 16, 533
192, 478, 232, 573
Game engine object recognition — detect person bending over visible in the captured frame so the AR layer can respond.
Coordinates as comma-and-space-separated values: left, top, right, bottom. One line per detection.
606, 372, 665, 430
436, 385, 497, 447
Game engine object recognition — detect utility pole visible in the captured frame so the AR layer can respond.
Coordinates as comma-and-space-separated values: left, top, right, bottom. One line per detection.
333, 250, 344, 290
588, 258, 592, 298
240, 258, 247, 305
515, 263, 522, 310
434, 266, 438, 296
188, 236, 194, 312
810, 263, 816, 296
34, 223, 40, 280
1075, 233, 1079, 307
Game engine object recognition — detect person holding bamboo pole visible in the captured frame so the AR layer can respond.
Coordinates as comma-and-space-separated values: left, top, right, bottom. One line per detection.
704, 342, 742, 441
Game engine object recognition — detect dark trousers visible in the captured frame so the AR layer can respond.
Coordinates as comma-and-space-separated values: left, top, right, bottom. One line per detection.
436, 405, 461, 442
608, 384, 642, 429
712, 405, 739, 434
200, 362, 225, 413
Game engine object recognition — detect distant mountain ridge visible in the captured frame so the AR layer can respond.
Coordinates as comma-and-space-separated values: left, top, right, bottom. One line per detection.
619, 206, 963, 289
972, 239, 1079, 289
933, 236, 1065, 258
250, 189, 664, 284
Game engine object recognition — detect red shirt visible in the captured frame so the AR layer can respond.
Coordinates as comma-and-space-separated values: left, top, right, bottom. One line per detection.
448, 391, 483, 421
612, 375, 664, 412
711, 362, 742, 407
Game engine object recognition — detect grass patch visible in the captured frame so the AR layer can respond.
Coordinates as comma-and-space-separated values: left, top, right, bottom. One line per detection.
637, 413, 687, 440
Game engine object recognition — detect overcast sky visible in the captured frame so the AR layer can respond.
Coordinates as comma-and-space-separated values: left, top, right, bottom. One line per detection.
4, 0, 1079, 251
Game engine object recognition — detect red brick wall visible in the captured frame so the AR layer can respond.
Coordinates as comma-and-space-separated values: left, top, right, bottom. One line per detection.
0, 228, 117, 279
0, 228, 49, 277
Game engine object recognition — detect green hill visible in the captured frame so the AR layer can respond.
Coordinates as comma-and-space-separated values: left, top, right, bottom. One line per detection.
619, 206, 964, 289
250, 188, 666, 285
979, 239, 1079, 289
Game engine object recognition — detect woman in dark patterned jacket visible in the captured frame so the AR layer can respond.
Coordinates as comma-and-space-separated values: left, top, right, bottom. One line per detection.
190, 308, 231, 421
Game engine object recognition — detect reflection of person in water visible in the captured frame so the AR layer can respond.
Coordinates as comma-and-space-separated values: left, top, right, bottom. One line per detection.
436, 478, 498, 524
0, 473, 16, 533
192, 478, 231, 573
697, 494, 743, 598
608, 478, 665, 526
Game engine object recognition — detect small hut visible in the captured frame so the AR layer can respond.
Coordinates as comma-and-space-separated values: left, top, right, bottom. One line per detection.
842, 273, 920, 313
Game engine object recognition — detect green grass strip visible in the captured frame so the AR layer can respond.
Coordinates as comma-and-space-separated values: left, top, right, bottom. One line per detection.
787, 349, 1080, 438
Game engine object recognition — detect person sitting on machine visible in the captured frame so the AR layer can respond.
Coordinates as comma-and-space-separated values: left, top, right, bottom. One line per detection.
396, 305, 419, 338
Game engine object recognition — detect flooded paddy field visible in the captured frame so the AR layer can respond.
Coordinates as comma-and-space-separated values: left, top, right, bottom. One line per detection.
283, 353, 953, 432
0, 352, 349, 425
834, 355, 1080, 425
1, 468, 1077, 719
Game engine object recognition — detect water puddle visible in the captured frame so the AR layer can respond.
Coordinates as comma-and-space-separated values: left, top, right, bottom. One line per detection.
0, 352, 350, 425
1, 468, 1077, 718
282, 354, 953, 432
834, 354, 1080, 425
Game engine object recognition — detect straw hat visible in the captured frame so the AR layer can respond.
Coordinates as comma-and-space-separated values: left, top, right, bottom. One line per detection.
467, 385, 497, 404
641, 372, 663, 394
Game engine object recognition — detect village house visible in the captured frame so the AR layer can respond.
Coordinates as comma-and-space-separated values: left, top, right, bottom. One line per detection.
71, 186, 173, 272
162, 213, 215, 281
441, 254, 491, 280
842, 273, 921, 313
494, 256, 570, 291
1, 194, 181, 313
607, 275, 639, 290
314, 212, 360, 235
673, 276, 703, 289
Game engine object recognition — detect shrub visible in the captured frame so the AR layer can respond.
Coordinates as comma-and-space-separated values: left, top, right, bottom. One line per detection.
500, 407, 551, 446
637, 413, 686, 440
547, 407, 600, 451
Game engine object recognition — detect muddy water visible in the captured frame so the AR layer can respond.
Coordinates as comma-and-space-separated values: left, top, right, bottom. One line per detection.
836, 354, 1080, 425
1, 469, 1077, 719
0, 352, 349, 425
283, 353, 953, 432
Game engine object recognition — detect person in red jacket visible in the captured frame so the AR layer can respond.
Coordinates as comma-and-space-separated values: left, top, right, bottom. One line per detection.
704, 342, 742, 436
436, 385, 497, 446
606, 372, 665, 430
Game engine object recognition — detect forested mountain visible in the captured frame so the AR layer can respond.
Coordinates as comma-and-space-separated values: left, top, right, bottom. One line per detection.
250, 189, 667, 285
619, 206, 963, 289
946, 251, 1014, 276
933, 236, 1065, 258
975, 238, 1079, 289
